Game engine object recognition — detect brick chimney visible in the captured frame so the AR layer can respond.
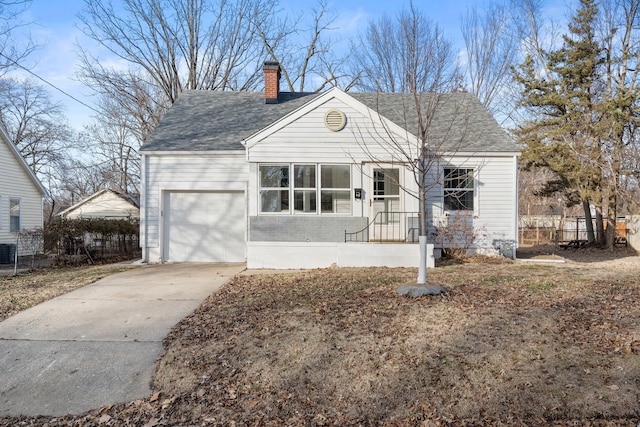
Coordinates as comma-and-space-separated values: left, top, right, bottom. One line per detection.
263, 61, 281, 104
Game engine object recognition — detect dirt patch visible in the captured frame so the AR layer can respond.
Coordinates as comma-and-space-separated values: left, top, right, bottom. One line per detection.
2, 255, 639, 426
517, 244, 638, 263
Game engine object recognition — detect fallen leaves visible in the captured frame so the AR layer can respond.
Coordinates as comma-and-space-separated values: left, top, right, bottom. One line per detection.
2, 260, 639, 426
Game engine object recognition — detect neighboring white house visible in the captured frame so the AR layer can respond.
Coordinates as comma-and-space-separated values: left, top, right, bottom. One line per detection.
58, 189, 139, 220
57, 189, 140, 256
139, 62, 519, 268
0, 125, 46, 260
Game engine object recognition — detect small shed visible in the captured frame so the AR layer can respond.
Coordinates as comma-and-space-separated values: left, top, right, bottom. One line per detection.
58, 189, 139, 220
56, 189, 140, 259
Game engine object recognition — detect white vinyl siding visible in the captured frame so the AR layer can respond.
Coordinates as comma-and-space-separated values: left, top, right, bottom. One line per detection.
246, 97, 414, 164
0, 137, 44, 246
141, 92, 518, 260
9, 199, 20, 232
141, 153, 248, 263
62, 190, 139, 219
429, 155, 518, 250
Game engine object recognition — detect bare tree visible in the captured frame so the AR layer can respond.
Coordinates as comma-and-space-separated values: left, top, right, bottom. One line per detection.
78, 0, 280, 103
506, 0, 562, 128
257, 0, 350, 92
79, 93, 145, 196
509, 0, 561, 66
349, 5, 468, 285
0, 0, 37, 74
77, 0, 353, 209
0, 78, 73, 181
460, 1, 520, 119
596, 0, 640, 247
43, 156, 121, 223
349, 3, 460, 94
55, 159, 113, 202
77, 66, 168, 142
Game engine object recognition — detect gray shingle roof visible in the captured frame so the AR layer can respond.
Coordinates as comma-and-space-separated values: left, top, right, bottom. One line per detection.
141, 91, 320, 151
351, 92, 516, 152
141, 89, 516, 153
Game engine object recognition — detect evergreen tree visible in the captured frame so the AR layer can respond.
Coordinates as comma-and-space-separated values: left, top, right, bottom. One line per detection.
514, 0, 603, 244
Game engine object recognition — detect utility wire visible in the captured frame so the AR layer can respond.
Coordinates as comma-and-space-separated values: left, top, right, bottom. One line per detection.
0, 52, 101, 114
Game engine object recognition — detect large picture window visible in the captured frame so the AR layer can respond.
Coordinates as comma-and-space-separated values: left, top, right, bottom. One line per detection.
259, 163, 351, 214
444, 168, 474, 211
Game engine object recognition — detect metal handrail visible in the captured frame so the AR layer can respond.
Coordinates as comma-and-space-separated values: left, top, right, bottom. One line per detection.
345, 211, 420, 243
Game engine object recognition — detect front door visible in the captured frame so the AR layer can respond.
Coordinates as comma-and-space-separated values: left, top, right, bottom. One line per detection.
370, 166, 402, 241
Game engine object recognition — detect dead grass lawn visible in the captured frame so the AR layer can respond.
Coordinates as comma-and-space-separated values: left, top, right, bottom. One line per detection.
3, 254, 640, 426
0, 264, 137, 322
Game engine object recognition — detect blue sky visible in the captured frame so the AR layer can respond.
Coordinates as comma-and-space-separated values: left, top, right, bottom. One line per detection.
12, 0, 565, 131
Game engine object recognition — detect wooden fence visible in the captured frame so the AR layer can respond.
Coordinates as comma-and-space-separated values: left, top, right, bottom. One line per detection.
519, 216, 627, 247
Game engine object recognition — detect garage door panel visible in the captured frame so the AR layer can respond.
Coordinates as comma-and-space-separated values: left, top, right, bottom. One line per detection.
164, 191, 246, 262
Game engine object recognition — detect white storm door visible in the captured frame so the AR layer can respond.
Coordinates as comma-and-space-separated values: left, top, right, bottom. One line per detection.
369, 166, 403, 241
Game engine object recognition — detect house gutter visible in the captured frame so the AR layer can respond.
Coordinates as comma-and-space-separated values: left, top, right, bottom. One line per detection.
139, 150, 245, 156
441, 150, 520, 158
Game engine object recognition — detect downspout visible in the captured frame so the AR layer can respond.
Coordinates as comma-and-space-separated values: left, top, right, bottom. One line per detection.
513, 154, 519, 259
140, 154, 147, 263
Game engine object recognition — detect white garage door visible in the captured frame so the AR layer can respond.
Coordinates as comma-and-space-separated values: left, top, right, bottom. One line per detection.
163, 191, 246, 262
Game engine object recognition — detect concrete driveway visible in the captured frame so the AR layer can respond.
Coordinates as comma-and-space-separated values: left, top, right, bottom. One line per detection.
0, 262, 245, 417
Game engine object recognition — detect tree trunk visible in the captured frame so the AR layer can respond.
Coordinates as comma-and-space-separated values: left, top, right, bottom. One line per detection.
606, 193, 617, 251
417, 182, 427, 285
595, 208, 605, 247
582, 200, 595, 244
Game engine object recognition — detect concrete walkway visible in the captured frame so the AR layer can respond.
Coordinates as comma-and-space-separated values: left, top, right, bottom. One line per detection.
0, 263, 245, 417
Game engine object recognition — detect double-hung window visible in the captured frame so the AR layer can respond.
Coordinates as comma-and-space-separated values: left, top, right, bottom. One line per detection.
293, 165, 316, 213
10, 198, 21, 232
260, 165, 289, 213
260, 164, 351, 214
320, 165, 351, 214
444, 168, 474, 211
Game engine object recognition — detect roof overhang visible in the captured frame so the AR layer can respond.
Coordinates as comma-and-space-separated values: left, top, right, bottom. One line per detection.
242, 87, 420, 149
57, 189, 140, 217
140, 150, 245, 156
444, 151, 521, 157
1, 125, 48, 196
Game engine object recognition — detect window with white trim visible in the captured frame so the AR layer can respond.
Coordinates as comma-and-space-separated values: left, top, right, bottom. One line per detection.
320, 165, 351, 214
259, 164, 351, 214
259, 164, 289, 213
293, 165, 316, 213
444, 168, 474, 211
10, 198, 21, 232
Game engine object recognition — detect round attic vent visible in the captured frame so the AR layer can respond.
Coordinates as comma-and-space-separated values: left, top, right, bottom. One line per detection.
324, 109, 347, 132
